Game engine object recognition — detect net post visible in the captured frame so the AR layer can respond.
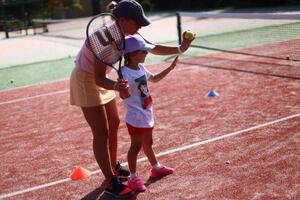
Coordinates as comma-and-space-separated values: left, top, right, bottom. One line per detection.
176, 12, 182, 45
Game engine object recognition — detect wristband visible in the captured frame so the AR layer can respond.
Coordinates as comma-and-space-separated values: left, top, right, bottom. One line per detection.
177, 46, 183, 54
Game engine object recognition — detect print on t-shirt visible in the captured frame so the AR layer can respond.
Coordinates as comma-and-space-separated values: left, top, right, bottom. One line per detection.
135, 75, 152, 109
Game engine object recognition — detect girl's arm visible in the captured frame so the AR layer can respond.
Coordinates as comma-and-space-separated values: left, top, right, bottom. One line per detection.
149, 56, 178, 83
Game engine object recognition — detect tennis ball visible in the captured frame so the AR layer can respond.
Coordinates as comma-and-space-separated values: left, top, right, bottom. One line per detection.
10, 79, 14, 84
185, 31, 194, 40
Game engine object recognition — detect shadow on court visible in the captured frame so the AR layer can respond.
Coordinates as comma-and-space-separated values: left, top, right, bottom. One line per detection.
81, 185, 138, 200
80, 176, 168, 200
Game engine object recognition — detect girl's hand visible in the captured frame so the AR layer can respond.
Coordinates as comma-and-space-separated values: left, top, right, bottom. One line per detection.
179, 31, 196, 53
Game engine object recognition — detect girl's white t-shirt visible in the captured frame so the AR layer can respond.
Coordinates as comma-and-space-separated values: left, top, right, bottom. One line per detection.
121, 64, 154, 128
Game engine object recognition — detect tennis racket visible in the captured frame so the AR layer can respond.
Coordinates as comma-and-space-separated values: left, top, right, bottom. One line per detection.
86, 13, 130, 98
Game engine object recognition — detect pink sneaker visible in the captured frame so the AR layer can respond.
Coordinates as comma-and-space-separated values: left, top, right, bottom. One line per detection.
128, 177, 146, 192
150, 166, 174, 179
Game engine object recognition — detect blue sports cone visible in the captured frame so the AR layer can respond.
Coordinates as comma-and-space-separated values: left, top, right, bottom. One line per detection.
207, 90, 219, 97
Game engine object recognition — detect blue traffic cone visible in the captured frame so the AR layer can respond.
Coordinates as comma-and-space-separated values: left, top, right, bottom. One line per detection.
207, 90, 219, 97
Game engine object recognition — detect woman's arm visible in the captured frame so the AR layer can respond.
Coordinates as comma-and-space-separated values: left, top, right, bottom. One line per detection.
94, 61, 116, 90
94, 61, 127, 91
150, 44, 180, 55
143, 31, 195, 55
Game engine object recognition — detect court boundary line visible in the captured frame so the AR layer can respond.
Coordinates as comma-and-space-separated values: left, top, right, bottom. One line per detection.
1, 112, 299, 199
0, 90, 68, 106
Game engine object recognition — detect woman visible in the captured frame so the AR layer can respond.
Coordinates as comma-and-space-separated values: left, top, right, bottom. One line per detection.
70, 0, 194, 198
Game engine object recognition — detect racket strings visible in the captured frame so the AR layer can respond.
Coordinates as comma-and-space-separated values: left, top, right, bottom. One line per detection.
88, 18, 123, 65
107, 23, 124, 50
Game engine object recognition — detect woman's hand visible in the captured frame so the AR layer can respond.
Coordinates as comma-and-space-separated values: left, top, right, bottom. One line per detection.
179, 31, 196, 53
113, 79, 128, 90
114, 79, 131, 99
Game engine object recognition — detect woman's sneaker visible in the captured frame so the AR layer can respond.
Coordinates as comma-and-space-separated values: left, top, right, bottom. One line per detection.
104, 176, 134, 198
128, 177, 147, 192
113, 161, 130, 178
150, 166, 174, 179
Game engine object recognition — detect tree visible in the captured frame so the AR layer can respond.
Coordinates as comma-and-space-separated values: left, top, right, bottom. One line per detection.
43, 0, 82, 18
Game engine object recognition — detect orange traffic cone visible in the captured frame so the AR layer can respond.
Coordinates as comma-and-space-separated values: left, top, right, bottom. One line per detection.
69, 166, 92, 181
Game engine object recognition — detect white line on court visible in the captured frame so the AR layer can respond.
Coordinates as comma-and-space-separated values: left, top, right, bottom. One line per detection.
0, 90, 68, 106
0, 112, 299, 199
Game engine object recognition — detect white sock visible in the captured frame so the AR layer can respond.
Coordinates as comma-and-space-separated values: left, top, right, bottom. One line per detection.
130, 172, 138, 180
152, 162, 162, 170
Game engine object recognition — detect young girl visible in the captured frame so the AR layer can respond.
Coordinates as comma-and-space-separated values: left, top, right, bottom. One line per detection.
121, 34, 179, 192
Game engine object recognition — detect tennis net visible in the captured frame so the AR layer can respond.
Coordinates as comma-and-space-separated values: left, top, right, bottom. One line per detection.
176, 11, 300, 61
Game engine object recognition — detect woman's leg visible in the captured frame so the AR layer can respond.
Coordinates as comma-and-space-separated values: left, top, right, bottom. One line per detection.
81, 105, 113, 181
104, 99, 120, 167
142, 130, 158, 166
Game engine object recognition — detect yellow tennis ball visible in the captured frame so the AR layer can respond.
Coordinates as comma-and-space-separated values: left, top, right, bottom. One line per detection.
185, 31, 194, 40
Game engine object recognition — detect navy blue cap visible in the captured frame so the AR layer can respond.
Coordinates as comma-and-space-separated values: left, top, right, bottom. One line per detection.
113, 0, 150, 26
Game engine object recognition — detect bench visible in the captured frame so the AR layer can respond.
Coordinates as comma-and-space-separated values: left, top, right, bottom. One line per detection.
1, 18, 48, 39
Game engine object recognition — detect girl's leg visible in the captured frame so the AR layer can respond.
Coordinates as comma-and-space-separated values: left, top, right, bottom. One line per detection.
104, 99, 120, 167
127, 127, 147, 192
127, 132, 143, 174
143, 129, 174, 179
142, 129, 158, 166
81, 105, 113, 181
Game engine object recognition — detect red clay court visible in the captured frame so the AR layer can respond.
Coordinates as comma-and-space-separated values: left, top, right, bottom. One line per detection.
0, 37, 299, 199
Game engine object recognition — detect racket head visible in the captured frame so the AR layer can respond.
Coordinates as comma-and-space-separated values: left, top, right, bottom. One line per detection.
86, 13, 125, 71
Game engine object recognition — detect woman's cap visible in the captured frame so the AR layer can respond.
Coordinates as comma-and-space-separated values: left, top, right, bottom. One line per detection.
113, 0, 150, 26
124, 34, 155, 54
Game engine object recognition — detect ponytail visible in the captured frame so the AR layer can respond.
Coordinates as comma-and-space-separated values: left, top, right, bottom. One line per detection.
124, 54, 130, 66
106, 1, 117, 14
